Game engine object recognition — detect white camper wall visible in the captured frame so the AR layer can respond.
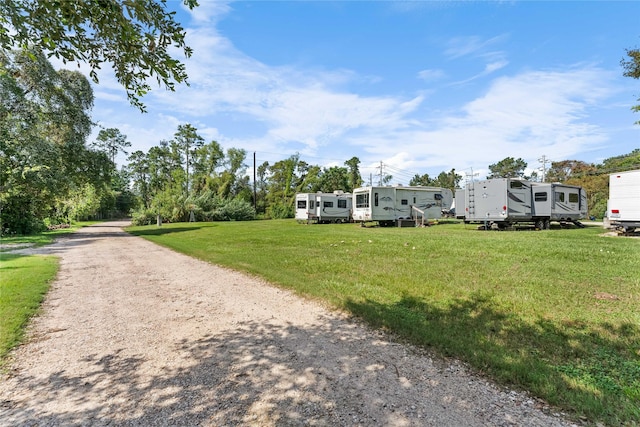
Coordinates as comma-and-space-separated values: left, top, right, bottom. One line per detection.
608, 170, 640, 222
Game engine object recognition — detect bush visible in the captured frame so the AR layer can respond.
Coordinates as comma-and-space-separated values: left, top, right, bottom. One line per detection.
131, 209, 159, 226
267, 202, 294, 219
218, 198, 255, 221
131, 195, 255, 224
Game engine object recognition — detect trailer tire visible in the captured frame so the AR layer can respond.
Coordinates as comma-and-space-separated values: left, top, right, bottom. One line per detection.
544, 219, 551, 230
535, 219, 544, 230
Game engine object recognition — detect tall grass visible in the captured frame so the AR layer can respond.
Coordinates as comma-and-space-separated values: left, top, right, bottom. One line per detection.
128, 220, 639, 425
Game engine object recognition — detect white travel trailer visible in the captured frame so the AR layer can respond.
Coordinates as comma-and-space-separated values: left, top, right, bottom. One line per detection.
462, 178, 587, 229
295, 191, 352, 223
454, 188, 466, 219
606, 169, 640, 233
352, 185, 453, 227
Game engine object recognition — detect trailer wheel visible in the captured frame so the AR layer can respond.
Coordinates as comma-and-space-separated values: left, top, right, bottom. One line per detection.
535, 219, 544, 230
544, 219, 551, 230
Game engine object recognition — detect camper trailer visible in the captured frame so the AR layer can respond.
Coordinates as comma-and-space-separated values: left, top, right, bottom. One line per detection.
295, 191, 352, 223
463, 178, 587, 229
606, 169, 640, 233
454, 188, 466, 219
352, 185, 453, 227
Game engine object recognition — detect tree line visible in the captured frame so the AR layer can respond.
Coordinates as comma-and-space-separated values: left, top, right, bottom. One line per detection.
2, 47, 639, 234
2, 9, 640, 235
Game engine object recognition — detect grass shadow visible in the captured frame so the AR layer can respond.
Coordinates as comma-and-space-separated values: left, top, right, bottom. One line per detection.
127, 225, 211, 236
345, 293, 640, 425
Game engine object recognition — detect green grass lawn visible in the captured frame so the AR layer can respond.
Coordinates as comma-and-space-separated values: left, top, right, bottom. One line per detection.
0, 221, 95, 363
128, 220, 640, 426
0, 221, 100, 252
0, 253, 58, 365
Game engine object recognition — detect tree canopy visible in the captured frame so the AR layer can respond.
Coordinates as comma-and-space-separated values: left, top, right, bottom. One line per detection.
1, 0, 198, 111
1, 48, 113, 233
487, 157, 528, 179
621, 46, 640, 123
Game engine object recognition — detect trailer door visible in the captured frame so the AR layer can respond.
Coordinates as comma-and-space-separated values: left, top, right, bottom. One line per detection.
507, 180, 532, 218
532, 188, 551, 217
373, 187, 396, 221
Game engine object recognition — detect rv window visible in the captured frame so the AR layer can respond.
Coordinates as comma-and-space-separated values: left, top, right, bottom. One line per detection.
356, 194, 369, 208
434, 194, 443, 200
374, 193, 379, 207
555, 192, 565, 203
534, 192, 547, 202
324, 201, 333, 208
401, 199, 408, 205
510, 181, 523, 189
569, 193, 579, 203
338, 199, 347, 208
413, 197, 416, 203
297, 200, 306, 209
310, 201, 315, 209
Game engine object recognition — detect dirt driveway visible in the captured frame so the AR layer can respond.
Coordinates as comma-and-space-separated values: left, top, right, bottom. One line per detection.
0, 221, 576, 426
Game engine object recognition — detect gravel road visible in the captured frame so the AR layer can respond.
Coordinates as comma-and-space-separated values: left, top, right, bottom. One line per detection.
0, 221, 578, 426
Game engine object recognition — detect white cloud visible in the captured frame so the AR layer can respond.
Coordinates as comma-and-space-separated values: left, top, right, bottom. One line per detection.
444, 34, 509, 59
347, 67, 614, 179
47, 6, 624, 182
417, 69, 446, 81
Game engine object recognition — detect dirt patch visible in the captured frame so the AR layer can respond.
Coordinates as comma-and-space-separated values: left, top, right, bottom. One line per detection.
0, 221, 576, 426
594, 292, 620, 301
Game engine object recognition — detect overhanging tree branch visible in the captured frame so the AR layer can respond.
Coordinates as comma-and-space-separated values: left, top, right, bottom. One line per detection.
1, 0, 199, 112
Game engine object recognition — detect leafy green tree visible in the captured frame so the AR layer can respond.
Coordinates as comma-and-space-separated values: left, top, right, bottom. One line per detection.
265, 154, 304, 218
255, 161, 270, 215
127, 150, 151, 208
487, 157, 528, 179
545, 151, 640, 218
1, 48, 103, 233
111, 168, 138, 217
64, 183, 102, 221
546, 160, 593, 182
191, 140, 225, 193
601, 148, 640, 172
221, 147, 249, 199
410, 173, 435, 186
1, 0, 199, 111
294, 162, 322, 193
172, 124, 204, 194
317, 166, 349, 193
147, 140, 181, 194
92, 128, 131, 166
434, 169, 462, 192
621, 47, 640, 124
344, 156, 363, 191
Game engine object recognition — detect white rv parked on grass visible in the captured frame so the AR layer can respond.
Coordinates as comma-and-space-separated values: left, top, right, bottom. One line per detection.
461, 178, 587, 229
606, 169, 640, 233
351, 185, 453, 227
295, 191, 352, 223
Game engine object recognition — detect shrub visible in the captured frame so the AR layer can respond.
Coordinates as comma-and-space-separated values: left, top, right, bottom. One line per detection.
219, 198, 255, 221
131, 209, 159, 226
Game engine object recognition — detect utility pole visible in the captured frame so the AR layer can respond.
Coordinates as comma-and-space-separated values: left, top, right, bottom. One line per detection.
377, 161, 384, 185
253, 151, 257, 211
538, 155, 550, 182
465, 167, 478, 183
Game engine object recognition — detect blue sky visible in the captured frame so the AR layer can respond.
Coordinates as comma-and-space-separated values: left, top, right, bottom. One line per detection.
75, 1, 640, 183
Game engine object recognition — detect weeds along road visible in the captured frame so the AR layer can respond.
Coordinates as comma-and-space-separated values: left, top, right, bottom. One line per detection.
0, 221, 577, 426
